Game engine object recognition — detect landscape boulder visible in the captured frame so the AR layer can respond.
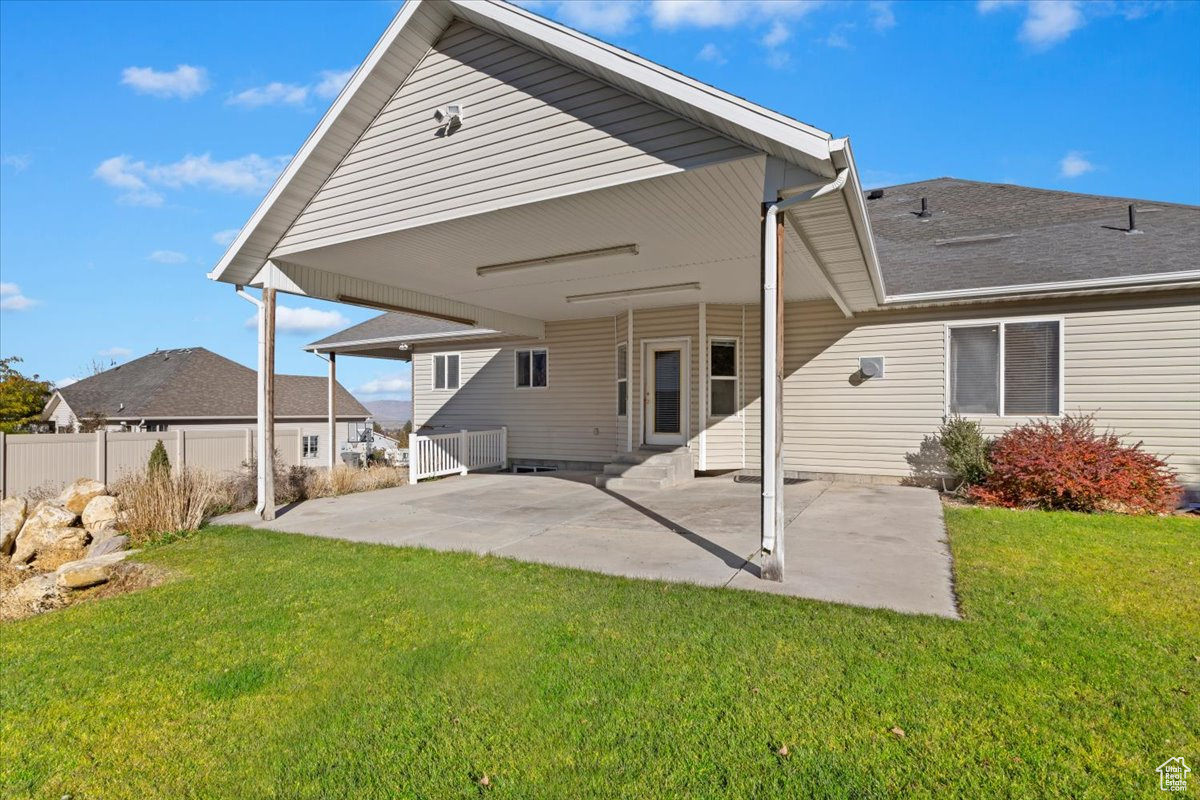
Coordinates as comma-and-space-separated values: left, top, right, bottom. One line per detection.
55, 551, 135, 590
12, 525, 89, 564
0, 496, 28, 555
11, 503, 80, 562
0, 574, 65, 620
86, 534, 130, 558
57, 478, 108, 515
82, 495, 120, 535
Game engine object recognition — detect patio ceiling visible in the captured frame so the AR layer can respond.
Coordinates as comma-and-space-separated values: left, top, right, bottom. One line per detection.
268, 154, 876, 324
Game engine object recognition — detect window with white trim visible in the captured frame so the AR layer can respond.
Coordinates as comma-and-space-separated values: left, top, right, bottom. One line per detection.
616, 343, 628, 416
709, 338, 738, 416
302, 435, 319, 458
515, 348, 548, 388
949, 320, 1061, 416
433, 353, 460, 390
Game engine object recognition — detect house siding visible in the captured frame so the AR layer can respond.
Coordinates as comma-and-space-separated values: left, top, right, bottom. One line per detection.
411, 291, 1200, 494
274, 20, 752, 255
414, 317, 618, 464
780, 292, 1200, 492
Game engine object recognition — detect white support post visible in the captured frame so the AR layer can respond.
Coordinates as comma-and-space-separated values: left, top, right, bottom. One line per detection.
327, 352, 337, 472
698, 301, 707, 471
760, 199, 786, 582
459, 429, 469, 475
261, 287, 277, 520
96, 430, 106, 484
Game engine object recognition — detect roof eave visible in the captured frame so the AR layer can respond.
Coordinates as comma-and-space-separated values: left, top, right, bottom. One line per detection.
880, 271, 1200, 308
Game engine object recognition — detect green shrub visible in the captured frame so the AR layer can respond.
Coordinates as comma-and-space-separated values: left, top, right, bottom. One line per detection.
147, 440, 171, 477
939, 417, 991, 487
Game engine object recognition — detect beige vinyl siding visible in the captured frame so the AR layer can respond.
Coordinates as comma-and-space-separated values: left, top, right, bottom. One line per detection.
275, 20, 751, 254
779, 291, 1200, 491
704, 304, 758, 471
414, 317, 617, 463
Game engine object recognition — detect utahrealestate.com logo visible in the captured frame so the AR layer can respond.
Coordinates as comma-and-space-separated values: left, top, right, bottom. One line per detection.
1157, 757, 1191, 792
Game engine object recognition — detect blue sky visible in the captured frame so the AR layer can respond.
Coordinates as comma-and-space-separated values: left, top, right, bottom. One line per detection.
2, 0, 1197, 403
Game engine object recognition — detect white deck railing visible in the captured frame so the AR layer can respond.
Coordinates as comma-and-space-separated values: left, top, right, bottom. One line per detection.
409, 427, 507, 482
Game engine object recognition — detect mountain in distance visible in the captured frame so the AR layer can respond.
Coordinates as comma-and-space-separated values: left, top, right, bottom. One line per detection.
363, 399, 412, 428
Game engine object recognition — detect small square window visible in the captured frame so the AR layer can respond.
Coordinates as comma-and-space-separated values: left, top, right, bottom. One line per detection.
516, 349, 548, 388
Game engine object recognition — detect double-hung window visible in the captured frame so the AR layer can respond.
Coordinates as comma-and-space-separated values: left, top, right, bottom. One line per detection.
709, 338, 739, 416
433, 354, 460, 390
948, 319, 1061, 416
302, 435, 319, 458
516, 348, 548, 388
616, 343, 628, 416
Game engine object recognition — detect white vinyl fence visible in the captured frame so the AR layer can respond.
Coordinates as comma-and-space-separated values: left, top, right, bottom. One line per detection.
0, 429, 301, 499
410, 428, 507, 482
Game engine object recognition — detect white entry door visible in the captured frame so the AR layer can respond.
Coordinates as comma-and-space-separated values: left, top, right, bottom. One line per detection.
645, 342, 687, 446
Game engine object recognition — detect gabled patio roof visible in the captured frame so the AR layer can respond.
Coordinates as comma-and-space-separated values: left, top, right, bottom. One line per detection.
209, 0, 885, 335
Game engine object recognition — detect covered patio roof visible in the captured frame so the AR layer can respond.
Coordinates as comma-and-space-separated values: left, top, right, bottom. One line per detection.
209, 0, 884, 335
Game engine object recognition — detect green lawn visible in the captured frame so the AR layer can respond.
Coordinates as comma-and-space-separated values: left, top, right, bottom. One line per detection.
2, 508, 1197, 799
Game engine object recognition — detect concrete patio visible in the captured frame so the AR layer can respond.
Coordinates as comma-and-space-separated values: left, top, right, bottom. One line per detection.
218, 472, 958, 618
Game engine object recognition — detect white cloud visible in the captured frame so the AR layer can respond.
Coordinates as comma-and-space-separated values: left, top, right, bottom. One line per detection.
978, 0, 1086, 48
244, 305, 349, 334
314, 69, 354, 99
56, 377, 78, 389
696, 43, 727, 63
821, 23, 855, 49
148, 250, 187, 264
95, 153, 289, 205
228, 82, 309, 108
229, 68, 356, 109
121, 64, 209, 99
98, 347, 132, 358
0, 283, 37, 311
869, 1, 896, 31
1059, 151, 1096, 178
213, 228, 240, 247
1021, 0, 1084, 47
650, 0, 821, 29
356, 375, 412, 395
2, 154, 31, 172
762, 20, 791, 48
555, 0, 641, 35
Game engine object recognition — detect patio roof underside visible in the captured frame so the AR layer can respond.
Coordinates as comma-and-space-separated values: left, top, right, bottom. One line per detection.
261, 153, 879, 338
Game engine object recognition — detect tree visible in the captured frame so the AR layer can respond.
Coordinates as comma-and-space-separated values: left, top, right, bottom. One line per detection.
148, 440, 171, 477
0, 356, 52, 433
77, 411, 110, 433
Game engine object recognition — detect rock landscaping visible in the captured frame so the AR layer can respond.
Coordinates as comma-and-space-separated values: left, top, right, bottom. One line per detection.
0, 478, 159, 622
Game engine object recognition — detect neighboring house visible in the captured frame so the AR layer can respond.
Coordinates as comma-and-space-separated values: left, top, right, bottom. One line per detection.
210, 0, 1200, 535
42, 348, 370, 466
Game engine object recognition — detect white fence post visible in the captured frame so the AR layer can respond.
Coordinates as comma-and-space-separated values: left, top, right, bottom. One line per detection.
96, 430, 107, 484
0, 431, 6, 499
410, 435, 422, 482
501, 426, 508, 470
459, 429, 469, 476
245, 428, 253, 465
176, 429, 186, 473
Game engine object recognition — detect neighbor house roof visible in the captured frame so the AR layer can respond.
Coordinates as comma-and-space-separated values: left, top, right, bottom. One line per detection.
49, 348, 370, 420
306, 312, 479, 351
868, 178, 1200, 302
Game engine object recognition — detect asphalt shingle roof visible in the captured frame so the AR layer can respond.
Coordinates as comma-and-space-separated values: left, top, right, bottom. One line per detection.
866, 178, 1200, 296
56, 348, 370, 420
306, 313, 473, 349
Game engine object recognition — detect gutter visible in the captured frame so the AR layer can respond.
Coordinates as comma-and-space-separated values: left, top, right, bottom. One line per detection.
882, 270, 1200, 306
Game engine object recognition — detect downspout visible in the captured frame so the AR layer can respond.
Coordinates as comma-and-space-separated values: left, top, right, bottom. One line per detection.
760, 168, 849, 571
236, 286, 268, 516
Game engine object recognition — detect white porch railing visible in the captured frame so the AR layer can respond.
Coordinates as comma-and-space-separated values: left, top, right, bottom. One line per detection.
409, 427, 507, 482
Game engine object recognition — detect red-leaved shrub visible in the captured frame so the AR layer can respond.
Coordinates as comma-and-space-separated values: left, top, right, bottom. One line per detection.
969, 415, 1182, 514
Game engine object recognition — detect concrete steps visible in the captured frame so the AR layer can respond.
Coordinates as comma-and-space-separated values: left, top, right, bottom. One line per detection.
595, 447, 694, 492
